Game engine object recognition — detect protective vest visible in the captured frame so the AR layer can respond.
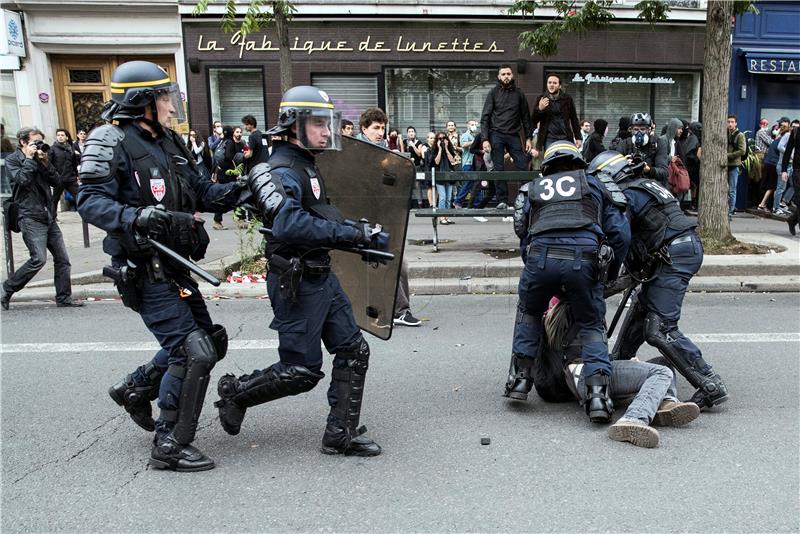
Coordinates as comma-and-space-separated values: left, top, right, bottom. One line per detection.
120, 124, 208, 260
622, 178, 696, 251
121, 124, 198, 214
265, 145, 332, 259
529, 169, 600, 236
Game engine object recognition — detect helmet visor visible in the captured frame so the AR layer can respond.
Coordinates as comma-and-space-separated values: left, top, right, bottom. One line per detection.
296, 109, 342, 151
153, 83, 186, 129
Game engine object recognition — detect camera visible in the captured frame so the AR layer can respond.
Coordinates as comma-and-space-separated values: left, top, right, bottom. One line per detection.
31, 139, 50, 153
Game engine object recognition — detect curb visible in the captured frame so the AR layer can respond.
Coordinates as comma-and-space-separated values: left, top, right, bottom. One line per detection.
4, 275, 798, 305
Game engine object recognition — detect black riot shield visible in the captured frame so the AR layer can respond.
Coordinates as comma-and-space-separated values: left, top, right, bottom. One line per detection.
316, 135, 415, 340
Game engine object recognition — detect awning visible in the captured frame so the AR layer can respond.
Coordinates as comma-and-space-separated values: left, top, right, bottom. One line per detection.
741, 49, 800, 75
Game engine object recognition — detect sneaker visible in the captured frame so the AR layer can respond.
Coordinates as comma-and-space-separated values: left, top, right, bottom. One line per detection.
473, 216, 489, 223
652, 400, 700, 427
607, 419, 659, 448
393, 310, 421, 327
212, 221, 226, 230
496, 202, 508, 210
502, 216, 513, 222
773, 208, 789, 216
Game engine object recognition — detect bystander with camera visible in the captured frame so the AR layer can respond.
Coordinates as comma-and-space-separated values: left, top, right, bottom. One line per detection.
1, 127, 81, 310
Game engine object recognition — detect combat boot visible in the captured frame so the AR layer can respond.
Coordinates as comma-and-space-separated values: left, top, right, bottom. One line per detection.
108, 363, 163, 432
689, 372, 729, 410
584, 373, 613, 424
149, 434, 215, 472
214, 374, 247, 436
503, 353, 534, 400
321, 422, 382, 457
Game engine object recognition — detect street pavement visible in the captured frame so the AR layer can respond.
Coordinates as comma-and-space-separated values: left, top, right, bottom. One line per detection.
1, 208, 799, 306
2, 293, 799, 532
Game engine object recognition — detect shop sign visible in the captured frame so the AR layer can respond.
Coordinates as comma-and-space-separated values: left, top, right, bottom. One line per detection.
1, 10, 25, 57
747, 58, 799, 75
570, 72, 675, 85
197, 32, 505, 59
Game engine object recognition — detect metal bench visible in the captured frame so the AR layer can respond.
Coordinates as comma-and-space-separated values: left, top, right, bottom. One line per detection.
413, 169, 541, 252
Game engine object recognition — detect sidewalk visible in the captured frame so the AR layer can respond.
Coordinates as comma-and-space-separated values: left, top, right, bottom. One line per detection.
1, 209, 798, 303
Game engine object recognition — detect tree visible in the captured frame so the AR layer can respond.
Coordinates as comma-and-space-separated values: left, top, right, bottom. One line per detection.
509, 0, 756, 243
192, 0, 296, 92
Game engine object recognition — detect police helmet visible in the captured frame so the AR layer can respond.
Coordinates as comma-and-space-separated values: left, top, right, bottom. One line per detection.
102, 61, 185, 125
266, 85, 342, 151
541, 141, 586, 175
630, 112, 652, 128
587, 150, 637, 183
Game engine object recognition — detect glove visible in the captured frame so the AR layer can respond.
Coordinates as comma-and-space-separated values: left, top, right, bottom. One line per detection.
135, 205, 172, 238
352, 222, 373, 248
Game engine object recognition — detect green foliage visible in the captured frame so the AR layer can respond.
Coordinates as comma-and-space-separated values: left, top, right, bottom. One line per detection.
191, 0, 297, 37
634, 1, 670, 24
510, 0, 615, 58
231, 208, 265, 275
510, 0, 757, 58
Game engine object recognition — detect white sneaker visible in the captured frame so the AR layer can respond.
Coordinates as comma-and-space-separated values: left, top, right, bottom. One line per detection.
473, 216, 489, 223
502, 216, 513, 222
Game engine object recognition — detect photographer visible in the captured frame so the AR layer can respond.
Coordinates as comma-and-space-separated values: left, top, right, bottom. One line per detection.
1, 127, 80, 310
613, 112, 668, 186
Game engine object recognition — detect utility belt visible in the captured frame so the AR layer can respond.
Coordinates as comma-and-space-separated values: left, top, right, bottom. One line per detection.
267, 254, 331, 302
531, 242, 614, 282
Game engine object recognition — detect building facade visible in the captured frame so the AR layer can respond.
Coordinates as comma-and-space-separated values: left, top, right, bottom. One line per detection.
729, 1, 800, 133
1, 0, 185, 142
180, 0, 708, 140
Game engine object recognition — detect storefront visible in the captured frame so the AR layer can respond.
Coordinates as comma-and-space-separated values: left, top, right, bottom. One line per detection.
729, 1, 800, 132
181, 20, 706, 140
728, 0, 800, 208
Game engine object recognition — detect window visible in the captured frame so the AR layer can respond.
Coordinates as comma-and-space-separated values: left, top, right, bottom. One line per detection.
547, 70, 701, 128
385, 68, 496, 135
311, 75, 379, 124
209, 68, 265, 131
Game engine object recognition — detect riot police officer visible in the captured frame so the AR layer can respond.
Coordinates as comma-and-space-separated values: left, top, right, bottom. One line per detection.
214, 86, 383, 457
77, 61, 242, 471
588, 151, 729, 410
613, 113, 668, 186
505, 142, 630, 423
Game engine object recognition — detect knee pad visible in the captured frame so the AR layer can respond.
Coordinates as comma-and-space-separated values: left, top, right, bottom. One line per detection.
644, 312, 675, 346
207, 324, 228, 361
234, 363, 324, 408
335, 336, 370, 375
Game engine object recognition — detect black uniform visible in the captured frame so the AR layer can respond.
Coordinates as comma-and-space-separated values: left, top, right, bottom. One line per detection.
78, 118, 240, 471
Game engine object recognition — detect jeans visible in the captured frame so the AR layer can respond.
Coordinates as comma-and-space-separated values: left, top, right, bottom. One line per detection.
395, 257, 410, 316
2, 217, 72, 303
435, 183, 453, 209
489, 131, 529, 204
774, 170, 787, 211
727, 166, 739, 215
577, 360, 678, 424
453, 164, 474, 207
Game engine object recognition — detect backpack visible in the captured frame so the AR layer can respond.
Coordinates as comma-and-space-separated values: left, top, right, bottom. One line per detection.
2, 183, 20, 233
667, 157, 690, 194
212, 139, 229, 170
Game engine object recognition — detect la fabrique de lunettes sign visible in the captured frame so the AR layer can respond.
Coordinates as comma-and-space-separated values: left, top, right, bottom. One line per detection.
197, 32, 506, 58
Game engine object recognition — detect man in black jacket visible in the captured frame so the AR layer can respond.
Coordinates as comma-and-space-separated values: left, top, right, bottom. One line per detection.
532, 74, 582, 153
50, 128, 80, 213
480, 64, 533, 208
1, 127, 80, 310
780, 122, 799, 235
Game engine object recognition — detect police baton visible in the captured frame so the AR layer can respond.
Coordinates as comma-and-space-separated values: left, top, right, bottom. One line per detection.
258, 227, 394, 262
607, 283, 636, 339
148, 237, 221, 286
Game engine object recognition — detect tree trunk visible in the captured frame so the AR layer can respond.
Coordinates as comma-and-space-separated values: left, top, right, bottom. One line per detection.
274, 3, 292, 92
697, 0, 734, 242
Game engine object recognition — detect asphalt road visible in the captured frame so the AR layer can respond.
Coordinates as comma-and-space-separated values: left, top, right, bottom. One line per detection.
2, 293, 799, 533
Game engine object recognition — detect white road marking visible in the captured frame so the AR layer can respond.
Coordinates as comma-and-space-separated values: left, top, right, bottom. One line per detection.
1, 333, 798, 354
